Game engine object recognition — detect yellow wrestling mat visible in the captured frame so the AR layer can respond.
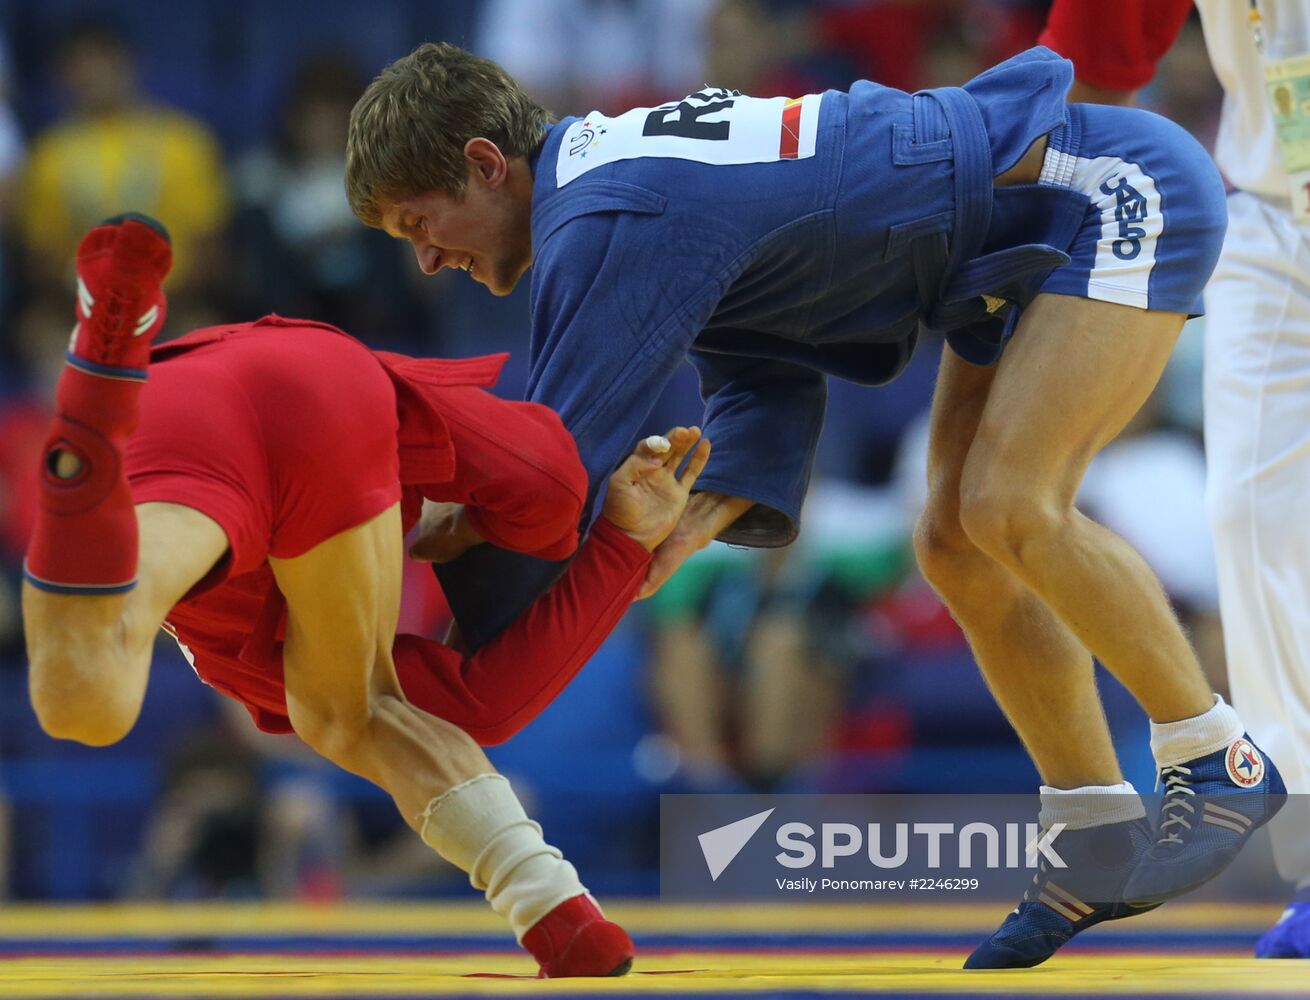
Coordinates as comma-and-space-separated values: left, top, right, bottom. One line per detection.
0, 900, 1305, 998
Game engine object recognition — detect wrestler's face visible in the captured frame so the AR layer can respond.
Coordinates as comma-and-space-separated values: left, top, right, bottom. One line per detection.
380, 138, 534, 297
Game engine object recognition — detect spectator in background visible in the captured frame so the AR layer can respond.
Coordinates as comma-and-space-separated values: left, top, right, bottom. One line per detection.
706, 0, 1046, 99
130, 695, 450, 901
644, 480, 908, 792
128, 722, 264, 899
815, 0, 1044, 92
232, 54, 425, 351
474, 0, 716, 115
703, 0, 818, 97
19, 18, 230, 301
645, 546, 848, 792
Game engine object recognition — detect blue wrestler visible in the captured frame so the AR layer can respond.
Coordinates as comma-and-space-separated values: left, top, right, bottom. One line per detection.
345, 43, 1284, 967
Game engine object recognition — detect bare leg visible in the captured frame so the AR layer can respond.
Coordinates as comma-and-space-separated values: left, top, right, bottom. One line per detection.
269, 504, 493, 825
741, 612, 842, 785
650, 628, 732, 776
958, 294, 1213, 723
916, 344, 1120, 788
269, 504, 633, 977
23, 502, 228, 745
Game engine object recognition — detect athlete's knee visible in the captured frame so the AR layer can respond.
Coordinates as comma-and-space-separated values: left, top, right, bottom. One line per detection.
914, 502, 985, 589
27, 646, 142, 746
285, 691, 369, 766
957, 476, 1067, 570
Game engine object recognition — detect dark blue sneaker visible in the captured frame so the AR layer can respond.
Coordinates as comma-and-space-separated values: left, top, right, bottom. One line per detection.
1256, 892, 1310, 959
1123, 734, 1286, 906
965, 818, 1160, 969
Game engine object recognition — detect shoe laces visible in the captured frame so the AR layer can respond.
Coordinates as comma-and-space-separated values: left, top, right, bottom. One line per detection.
1155, 765, 1195, 845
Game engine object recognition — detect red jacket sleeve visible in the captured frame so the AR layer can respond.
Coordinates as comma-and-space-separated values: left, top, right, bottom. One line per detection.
422, 385, 587, 561
1039, 0, 1194, 91
392, 517, 649, 744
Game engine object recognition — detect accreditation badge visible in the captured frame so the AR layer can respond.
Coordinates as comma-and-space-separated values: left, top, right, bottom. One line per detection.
1264, 52, 1310, 223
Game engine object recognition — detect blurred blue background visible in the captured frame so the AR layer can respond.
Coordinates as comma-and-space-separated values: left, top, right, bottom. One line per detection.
0, 0, 1226, 902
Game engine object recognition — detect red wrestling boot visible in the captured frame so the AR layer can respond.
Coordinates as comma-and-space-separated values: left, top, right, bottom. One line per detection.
24, 213, 173, 594
70, 212, 172, 373
521, 894, 634, 978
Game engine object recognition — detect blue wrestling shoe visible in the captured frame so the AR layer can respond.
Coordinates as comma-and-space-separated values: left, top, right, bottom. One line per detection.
1123, 734, 1286, 907
1256, 890, 1310, 959
965, 818, 1160, 969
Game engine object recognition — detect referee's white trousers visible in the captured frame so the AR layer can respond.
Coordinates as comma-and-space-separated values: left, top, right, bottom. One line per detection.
1205, 190, 1310, 889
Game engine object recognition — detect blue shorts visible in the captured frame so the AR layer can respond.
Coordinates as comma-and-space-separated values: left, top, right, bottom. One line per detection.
1037, 102, 1227, 314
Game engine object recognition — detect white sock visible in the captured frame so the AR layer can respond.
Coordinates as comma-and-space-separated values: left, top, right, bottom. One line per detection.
1149, 694, 1244, 768
419, 773, 585, 941
1038, 781, 1146, 830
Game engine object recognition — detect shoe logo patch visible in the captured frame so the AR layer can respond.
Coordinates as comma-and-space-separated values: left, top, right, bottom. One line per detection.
1225, 738, 1265, 788
76, 276, 94, 318
134, 304, 159, 337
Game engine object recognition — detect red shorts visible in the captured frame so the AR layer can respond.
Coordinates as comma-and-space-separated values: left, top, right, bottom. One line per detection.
126, 319, 401, 578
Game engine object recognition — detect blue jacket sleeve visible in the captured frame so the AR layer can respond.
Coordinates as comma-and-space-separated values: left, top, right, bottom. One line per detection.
689, 347, 828, 547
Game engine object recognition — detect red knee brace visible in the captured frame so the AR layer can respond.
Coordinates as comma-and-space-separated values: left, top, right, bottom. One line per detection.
24, 369, 144, 594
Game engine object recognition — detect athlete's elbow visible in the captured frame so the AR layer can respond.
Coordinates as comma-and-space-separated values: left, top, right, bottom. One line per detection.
525, 510, 582, 560
523, 475, 587, 558
513, 404, 589, 535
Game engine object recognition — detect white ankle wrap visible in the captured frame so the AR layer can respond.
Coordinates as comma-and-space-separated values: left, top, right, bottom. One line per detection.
419, 773, 585, 940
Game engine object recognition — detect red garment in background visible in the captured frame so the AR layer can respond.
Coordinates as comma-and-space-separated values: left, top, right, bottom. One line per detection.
818, 1, 947, 92
1039, 0, 1195, 91
0, 397, 50, 563
816, 1, 1046, 93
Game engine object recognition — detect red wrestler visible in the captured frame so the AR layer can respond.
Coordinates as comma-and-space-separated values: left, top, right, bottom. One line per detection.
21, 214, 711, 977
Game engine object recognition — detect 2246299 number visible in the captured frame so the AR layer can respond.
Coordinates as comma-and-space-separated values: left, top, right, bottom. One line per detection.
913, 878, 980, 891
